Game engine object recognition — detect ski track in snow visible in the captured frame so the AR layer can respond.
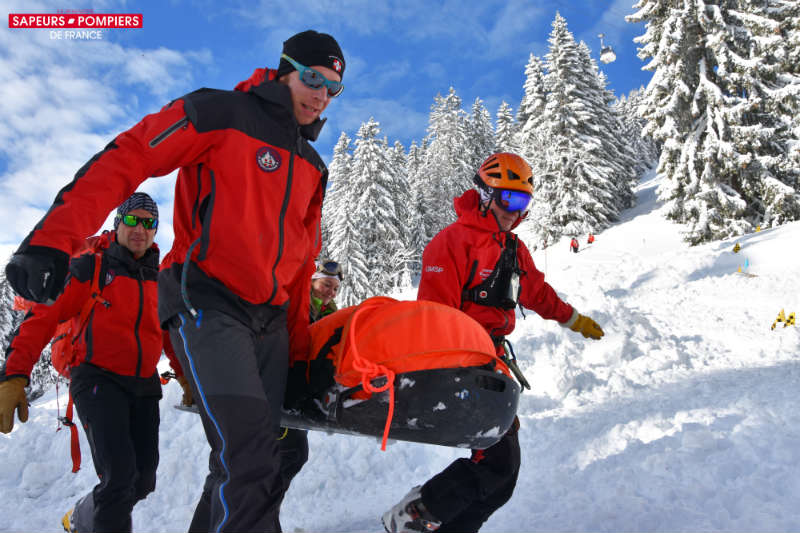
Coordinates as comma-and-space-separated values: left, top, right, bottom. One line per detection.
2, 171, 800, 532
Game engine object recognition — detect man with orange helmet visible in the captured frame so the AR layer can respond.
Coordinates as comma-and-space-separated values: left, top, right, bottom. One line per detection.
383, 153, 604, 533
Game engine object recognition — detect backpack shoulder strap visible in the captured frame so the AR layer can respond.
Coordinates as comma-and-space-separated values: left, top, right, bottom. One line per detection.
71, 253, 109, 343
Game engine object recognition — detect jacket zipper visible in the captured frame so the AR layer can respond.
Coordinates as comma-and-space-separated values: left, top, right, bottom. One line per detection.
266, 134, 298, 305
191, 163, 203, 230
148, 116, 189, 148
134, 267, 144, 378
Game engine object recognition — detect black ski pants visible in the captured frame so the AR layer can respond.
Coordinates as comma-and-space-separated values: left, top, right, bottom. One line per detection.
71, 373, 160, 533
169, 308, 289, 533
275, 428, 309, 511
421, 418, 521, 533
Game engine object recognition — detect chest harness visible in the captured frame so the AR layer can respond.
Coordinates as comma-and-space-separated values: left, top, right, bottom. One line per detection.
461, 232, 531, 390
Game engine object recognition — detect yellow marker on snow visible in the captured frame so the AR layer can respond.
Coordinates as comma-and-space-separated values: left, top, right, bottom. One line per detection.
756, 225, 761, 232
771, 309, 792, 331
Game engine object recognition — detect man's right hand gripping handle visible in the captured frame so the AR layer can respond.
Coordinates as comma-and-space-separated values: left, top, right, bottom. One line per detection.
5, 247, 70, 304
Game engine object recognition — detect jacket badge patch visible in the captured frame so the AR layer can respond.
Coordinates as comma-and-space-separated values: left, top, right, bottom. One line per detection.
256, 146, 281, 172
105, 269, 116, 286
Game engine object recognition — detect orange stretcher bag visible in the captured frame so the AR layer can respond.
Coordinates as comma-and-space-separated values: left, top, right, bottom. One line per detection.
282, 297, 520, 450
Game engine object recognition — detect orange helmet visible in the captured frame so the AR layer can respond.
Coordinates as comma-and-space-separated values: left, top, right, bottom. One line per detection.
474, 153, 533, 195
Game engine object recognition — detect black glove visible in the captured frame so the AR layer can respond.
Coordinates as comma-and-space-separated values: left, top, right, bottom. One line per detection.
5, 247, 70, 304
283, 362, 310, 411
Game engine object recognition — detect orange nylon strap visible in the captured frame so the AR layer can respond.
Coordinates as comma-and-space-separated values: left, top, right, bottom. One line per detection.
72, 253, 108, 344
58, 253, 106, 474
66, 393, 81, 473
347, 304, 395, 451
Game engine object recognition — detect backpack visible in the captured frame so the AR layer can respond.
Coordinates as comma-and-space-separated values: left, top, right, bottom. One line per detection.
12, 231, 114, 472
14, 232, 113, 378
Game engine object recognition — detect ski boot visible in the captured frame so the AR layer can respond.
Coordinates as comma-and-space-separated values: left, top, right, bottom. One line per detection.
61, 508, 76, 533
382, 486, 441, 533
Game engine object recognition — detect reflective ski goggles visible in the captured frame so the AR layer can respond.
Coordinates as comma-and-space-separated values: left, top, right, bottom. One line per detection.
119, 214, 158, 230
493, 189, 532, 213
281, 54, 344, 98
317, 260, 343, 280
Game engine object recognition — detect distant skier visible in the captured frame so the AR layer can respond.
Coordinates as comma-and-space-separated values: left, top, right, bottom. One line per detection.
587, 233, 595, 245
570, 237, 580, 253
382, 153, 604, 533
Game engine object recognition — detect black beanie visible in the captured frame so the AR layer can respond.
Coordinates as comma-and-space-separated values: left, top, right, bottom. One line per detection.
276, 30, 345, 80
114, 192, 158, 231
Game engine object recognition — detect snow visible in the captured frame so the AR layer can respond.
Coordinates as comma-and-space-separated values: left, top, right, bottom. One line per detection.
2, 170, 800, 532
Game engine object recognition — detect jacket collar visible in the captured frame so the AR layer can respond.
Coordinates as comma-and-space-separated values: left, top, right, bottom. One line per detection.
107, 239, 160, 270
453, 189, 523, 234
239, 68, 326, 142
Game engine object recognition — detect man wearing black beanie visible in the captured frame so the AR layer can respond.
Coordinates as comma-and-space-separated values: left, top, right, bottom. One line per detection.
5, 28, 345, 533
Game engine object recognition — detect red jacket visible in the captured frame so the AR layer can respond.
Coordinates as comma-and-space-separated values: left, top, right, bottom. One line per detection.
418, 189, 573, 340
15, 69, 325, 359
2, 241, 162, 381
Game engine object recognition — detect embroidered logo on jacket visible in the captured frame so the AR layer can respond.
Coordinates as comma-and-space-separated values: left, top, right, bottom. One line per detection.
105, 269, 116, 286
256, 146, 281, 172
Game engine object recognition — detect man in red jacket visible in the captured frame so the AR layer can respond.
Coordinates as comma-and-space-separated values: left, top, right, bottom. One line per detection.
383, 153, 604, 533
4, 30, 345, 532
0, 192, 164, 533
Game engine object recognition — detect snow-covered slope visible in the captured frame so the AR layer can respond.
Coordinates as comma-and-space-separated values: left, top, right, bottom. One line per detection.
2, 171, 799, 532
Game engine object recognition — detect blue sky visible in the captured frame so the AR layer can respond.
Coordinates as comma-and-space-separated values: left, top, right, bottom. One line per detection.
1, 0, 651, 253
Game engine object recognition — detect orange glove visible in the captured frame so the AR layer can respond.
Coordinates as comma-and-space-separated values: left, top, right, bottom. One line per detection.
176, 375, 194, 407
0, 377, 29, 433
564, 310, 604, 340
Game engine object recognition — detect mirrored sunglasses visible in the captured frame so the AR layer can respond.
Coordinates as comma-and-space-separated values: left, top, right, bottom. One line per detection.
281, 54, 344, 98
317, 260, 343, 280
120, 214, 158, 230
493, 189, 531, 213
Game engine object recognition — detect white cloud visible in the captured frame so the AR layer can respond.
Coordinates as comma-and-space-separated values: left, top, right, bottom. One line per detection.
0, 19, 209, 247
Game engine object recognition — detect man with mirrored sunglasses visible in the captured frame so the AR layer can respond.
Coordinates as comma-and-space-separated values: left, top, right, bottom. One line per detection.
4, 29, 345, 533
383, 153, 605, 533
0, 192, 168, 533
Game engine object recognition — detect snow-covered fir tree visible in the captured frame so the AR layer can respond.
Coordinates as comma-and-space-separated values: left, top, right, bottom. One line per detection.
466, 98, 495, 172
785, 1, 800, 167
527, 12, 622, 244
326, 131, 368, 306
515, 54, 548, 168
517, 54, 548, 131
405, 140, 431, 275
628, 0, 800, 244
320, 132, 353, 262
0, 271, 59, 402
420, 88, 474, 236
722, 0, 800, 228
615, 88, 661, 178
495, 102, 517, 153
332, 119, 404, 305
575, 40, 637, 212
386, 139, 414, 289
